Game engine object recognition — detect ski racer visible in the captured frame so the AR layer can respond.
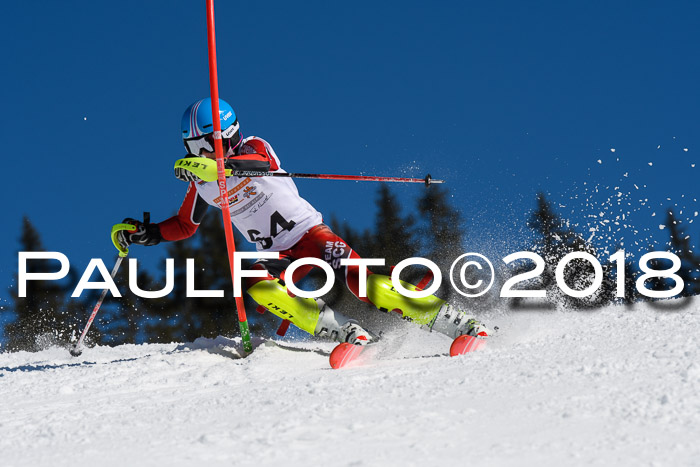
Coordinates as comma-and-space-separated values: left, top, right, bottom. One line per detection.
115, 98, 491, 346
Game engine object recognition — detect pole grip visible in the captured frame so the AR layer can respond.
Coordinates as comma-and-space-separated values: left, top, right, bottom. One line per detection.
111, 223, 137, 257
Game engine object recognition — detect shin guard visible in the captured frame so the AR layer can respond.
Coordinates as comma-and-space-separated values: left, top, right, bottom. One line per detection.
247, 279, 321, 335
366, 274, 444, 325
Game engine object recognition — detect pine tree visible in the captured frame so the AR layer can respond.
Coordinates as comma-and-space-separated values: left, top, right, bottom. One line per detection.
524, 193, 614, 309
664, 210, 700, 297
418, 184, 465, 300
5, 217, 75, 351
367, 184, 418, 266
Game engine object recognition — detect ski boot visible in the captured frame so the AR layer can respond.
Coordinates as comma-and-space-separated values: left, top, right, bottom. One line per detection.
366, 274, 492, 339
315, 302, 374, 345
247, 278, 374, 345
428, 302, 491, 340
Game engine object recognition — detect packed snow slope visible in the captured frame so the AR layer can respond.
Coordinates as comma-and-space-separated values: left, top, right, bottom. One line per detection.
2, 298, 699, 467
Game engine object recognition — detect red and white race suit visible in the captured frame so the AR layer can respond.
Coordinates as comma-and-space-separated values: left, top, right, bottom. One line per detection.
159, 136, 322, 252
157, 136, 368, 301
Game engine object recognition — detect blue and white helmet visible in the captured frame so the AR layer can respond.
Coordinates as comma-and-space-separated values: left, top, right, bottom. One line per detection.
181, 98, 241, 155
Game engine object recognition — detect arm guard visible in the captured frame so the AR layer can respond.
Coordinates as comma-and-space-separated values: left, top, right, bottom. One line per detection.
225, 153, 271, 172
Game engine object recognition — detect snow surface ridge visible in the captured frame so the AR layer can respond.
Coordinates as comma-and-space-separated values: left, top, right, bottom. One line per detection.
1, 297, 699, 467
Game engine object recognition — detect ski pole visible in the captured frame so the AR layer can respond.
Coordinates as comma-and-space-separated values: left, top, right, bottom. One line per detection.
70, 223, 135, 357
206, 0, 253, 353
230, 171, 443, 186
174, 157, 445, 186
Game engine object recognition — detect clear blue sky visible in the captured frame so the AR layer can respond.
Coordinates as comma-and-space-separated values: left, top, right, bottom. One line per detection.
1, 1, 698, 306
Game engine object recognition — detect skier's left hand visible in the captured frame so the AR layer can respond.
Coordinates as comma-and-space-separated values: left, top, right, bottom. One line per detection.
174, 167, 201, 183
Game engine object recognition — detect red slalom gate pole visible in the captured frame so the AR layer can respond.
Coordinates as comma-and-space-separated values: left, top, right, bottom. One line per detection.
206, 0, 253, 353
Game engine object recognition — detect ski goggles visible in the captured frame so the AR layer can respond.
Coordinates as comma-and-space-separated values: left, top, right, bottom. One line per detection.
184, 121, 241, 156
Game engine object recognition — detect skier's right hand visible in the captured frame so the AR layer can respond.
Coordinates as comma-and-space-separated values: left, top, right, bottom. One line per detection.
116, 218, 162, 249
